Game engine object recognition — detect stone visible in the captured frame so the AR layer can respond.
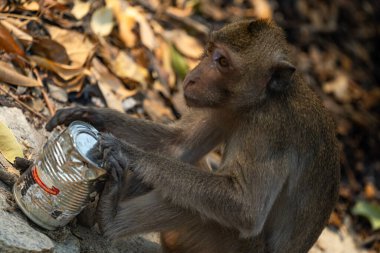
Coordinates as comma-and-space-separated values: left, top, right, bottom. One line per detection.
0, 206, 55, 253
0, 107, 47, 157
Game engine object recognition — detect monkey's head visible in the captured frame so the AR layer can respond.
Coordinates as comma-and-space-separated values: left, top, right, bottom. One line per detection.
183, 20, 296, 110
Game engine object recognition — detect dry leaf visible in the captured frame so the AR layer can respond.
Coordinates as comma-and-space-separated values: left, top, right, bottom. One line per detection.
91, 58, 137, 111
143, 90, 174, 122
0, 19, 33, 42
0, 62, 41, 87
71, 0, 91, 20
21, 1, 40, 11
0, 122, 24, 163
112, 51, 148, 86
47, 84, 68, 103
154, 38, 176, 89
107, 0, 155, 50
170, 45, 188, 80
52, 74, 86, 93
99, 41, 148, 86
165, 29, 203, 59
250, 0, 273, 19
46, 25, 95, 67
91, 7, 115, 36
323, 73, 364, 104
107, 0, 137, 47
29, 55, 84, 81
0, 21, 25, 56
31, 38, 70, 64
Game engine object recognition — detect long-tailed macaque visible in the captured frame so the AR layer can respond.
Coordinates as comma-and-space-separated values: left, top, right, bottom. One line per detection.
46, 20, 340, 253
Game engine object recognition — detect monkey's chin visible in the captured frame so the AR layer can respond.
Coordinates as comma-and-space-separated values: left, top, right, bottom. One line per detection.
184, 97, 219, 109
184, 98, 199, 108
184, 95, 200, 108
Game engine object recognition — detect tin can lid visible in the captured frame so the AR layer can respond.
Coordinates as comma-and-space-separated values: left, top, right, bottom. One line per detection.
68, 121, 101, 168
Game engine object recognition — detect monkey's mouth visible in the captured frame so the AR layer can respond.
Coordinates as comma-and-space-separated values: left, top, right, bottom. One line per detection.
184, 94, 199, 107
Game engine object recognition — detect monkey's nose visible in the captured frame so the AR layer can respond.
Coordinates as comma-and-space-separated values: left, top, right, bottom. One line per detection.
184, 77, 199, 89
186, 80, 196, 87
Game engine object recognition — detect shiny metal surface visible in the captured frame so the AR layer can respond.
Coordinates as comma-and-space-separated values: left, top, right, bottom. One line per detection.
13, 121, 106, 230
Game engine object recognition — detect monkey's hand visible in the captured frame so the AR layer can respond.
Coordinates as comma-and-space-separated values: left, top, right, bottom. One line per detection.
45, 106, 104, 131
96, 133, 144, 173
96, 150, 124, 234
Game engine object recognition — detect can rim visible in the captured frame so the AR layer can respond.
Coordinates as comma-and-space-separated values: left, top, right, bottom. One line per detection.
67, 121, 102, 169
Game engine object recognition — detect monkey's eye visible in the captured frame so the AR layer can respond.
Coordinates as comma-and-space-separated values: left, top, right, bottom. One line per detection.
213, 51, 229, 68
218, 56, 229, 67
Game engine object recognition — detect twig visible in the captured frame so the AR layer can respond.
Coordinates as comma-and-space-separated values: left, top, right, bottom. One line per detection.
33, 69, 56, 116
41, 89, 55, 116
0, 13, 40, 21
0, 85, 47, 120
0, 169, 17, 186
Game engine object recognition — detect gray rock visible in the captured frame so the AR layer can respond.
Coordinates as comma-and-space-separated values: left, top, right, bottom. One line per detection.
0, 210, 55, 252
52, 235, 80, 253
0, 107, 47, 157
0, 182, 11, 209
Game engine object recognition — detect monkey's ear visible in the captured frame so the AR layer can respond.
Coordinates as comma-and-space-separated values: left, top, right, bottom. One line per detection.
268, 60, 296, 92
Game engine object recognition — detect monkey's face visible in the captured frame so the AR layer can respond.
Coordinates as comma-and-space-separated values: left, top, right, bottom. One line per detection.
183, 42, 241, 108
183, 20, 296, 110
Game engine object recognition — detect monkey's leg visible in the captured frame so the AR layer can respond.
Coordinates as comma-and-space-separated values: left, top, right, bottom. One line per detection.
96, 149, 193, 238
99, 189, 195, 239
98, 133, 290, 237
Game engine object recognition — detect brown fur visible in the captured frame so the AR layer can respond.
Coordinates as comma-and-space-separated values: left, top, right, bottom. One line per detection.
46, 20, 340, 253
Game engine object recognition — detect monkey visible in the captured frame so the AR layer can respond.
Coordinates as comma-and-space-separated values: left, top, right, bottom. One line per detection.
45, 20, 340, 253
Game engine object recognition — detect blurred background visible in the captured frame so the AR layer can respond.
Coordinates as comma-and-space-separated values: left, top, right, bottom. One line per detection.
0, 0, 379, 252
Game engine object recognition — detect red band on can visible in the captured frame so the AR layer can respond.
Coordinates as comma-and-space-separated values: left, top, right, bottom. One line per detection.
32, 166, 60, 195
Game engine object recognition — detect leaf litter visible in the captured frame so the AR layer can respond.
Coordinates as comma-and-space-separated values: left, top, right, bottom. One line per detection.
0, 0, 378, 252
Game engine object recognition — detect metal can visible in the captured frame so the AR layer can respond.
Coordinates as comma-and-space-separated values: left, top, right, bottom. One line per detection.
13, 121, 106, 230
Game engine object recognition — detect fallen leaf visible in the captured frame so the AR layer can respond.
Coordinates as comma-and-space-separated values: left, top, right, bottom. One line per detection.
91, 58, 137, 111
154, 37, 176, 89
31, 38, 70, 64
113, 51, 148, 85
29, 55, 84, 81
0, 19, 33, 43
71, 0, 91, 20
0, 21, 25, 56
91, 6, 115, 36
0, 122, 24, 163
250, 0, 273, 19
47, 83, 68, 103
0, 62, 41, 87
170, 45, 188, 80
52, 74, 86, 93
323, 73, 362, 103
46, 25, 95, 67
143, 90, 174, 122
99, 41, 148, 86
364, 182, 377, 199
107, 0, 137, 47
21, 1, 40, 11
107, 0, 155, 50
352, 200, 380, 230
165, 29, 203, 59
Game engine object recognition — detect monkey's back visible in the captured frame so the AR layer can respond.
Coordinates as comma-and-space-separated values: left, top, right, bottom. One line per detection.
262, 75, 340, 253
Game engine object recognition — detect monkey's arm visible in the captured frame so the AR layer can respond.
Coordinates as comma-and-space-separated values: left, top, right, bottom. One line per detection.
46, 107, 223, 162
99, 133, 290, 237
45, 107, 180, 152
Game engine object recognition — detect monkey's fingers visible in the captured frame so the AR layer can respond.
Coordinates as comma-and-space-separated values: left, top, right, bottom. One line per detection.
103, 154, 124, 184
45, 107, 88, 131
13, 157, 33, 173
